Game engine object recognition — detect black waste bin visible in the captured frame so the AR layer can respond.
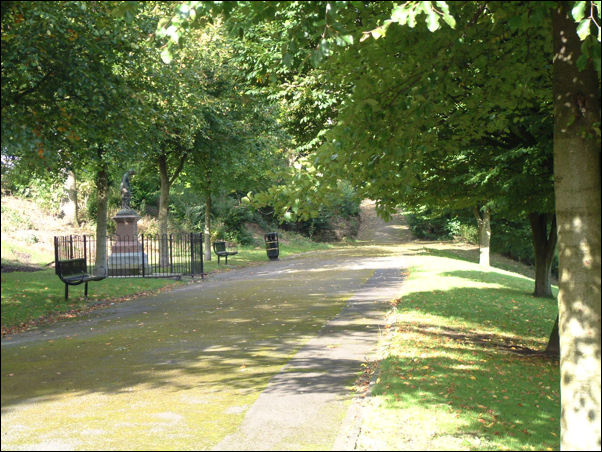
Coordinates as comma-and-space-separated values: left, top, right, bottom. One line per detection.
264, 232, 279, 261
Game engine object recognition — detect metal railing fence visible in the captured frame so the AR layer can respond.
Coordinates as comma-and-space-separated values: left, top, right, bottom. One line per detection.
54, 233, 204, 279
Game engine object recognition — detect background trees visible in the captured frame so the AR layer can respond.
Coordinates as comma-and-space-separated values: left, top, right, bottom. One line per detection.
1, 1, 154, 274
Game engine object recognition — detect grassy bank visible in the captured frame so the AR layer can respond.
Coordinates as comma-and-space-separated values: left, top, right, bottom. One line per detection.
356, 244, 560, 451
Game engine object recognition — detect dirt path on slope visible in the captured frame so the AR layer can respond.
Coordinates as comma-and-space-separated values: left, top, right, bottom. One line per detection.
357, 199, 412, 244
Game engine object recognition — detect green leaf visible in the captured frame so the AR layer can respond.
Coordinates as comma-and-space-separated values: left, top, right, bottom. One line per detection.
336, 34, 354, 46
571, 1, 587, 22
161, 48, 173, 64
426, 10, 441, 32
391, 4, 409, 26
435, 1, 456, 28
577, 18, 591, 40
165, 25, 181, 44
442, 13, 456, 29
371, 28, 384, 39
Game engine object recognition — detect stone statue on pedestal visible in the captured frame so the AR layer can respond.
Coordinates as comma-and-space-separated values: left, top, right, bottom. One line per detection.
120, 169, 135, 210
109, 169, 149, 276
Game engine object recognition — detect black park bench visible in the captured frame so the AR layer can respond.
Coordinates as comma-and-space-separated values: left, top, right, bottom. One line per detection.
54, 236, 106, 300
213, 241, 238, 265
55, 258, 106, 300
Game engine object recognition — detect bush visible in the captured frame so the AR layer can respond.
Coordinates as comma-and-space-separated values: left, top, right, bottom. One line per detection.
447, 219, 479, 244
280, 181, 361, 241
406, 212, 455, 240
222, 203, 255, 245
490, 217, 558, 278
85, 188, 120, 225
490, 218, 534, 264
12, 176, 65, 215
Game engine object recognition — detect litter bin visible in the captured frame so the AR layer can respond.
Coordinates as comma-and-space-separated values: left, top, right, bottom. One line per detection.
264, 232, 279, 261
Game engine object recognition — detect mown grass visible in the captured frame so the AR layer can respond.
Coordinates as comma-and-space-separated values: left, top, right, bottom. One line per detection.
1, 269, 183, 331
357, 245, 560, 451
1, 231, 330, 332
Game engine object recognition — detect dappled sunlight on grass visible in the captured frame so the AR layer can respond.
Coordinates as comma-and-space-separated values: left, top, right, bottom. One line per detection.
358, 244, 560, 451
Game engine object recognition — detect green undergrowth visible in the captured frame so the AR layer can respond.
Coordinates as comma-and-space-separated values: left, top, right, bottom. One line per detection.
357, 246, 560, 451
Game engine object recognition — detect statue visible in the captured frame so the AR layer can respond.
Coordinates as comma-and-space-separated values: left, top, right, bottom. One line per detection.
120, 169, 135, 210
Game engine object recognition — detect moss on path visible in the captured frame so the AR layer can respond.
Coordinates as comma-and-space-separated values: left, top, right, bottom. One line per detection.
1, 202, 409, 450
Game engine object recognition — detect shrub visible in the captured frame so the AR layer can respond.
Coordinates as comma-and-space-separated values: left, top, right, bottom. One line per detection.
222, 203, 255, 245
406, 212, 455, 240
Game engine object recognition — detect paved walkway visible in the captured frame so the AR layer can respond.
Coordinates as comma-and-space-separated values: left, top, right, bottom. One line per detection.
215, 265, 404, 451
1, 201, 408, 450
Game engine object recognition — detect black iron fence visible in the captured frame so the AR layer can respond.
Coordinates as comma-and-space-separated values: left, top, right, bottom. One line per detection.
54, 234, 98, 274
54, 233, 204, 279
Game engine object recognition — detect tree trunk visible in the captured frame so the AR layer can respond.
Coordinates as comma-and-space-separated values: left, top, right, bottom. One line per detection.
73, 170, 80, 227
474, 205, 491, 267
94, 149, 109, 277
546, 314, 560, 357
552, 5, 601, 450
158, 153, 170, 267
204, 193, 212, 262
528, 213, 557, 298
61, 170, 80, 226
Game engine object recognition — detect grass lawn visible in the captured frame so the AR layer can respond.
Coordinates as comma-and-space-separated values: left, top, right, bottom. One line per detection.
356, 243, 560, 451
1, 232, 330, 334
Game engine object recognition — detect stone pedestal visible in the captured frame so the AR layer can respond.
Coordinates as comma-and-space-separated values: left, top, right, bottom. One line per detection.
108, 209, 150, 276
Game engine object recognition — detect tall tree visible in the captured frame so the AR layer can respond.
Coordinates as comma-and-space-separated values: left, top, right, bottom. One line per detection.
158, 1, 600, 447
2, 1, 153, 273
552, 3, 601, 449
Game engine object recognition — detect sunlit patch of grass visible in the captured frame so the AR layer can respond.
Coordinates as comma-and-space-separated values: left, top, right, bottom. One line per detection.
358, 246, 560, 451
1, 269, 183, 331
1, 239, 54, 267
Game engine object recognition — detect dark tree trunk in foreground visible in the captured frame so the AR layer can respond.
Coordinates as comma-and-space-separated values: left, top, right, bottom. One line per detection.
552, 4, 601, 450
528, 213, 557, 298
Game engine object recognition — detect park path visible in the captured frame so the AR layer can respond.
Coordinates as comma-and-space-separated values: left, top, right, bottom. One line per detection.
215, 200, 409, 450
1, 201, 410, 451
